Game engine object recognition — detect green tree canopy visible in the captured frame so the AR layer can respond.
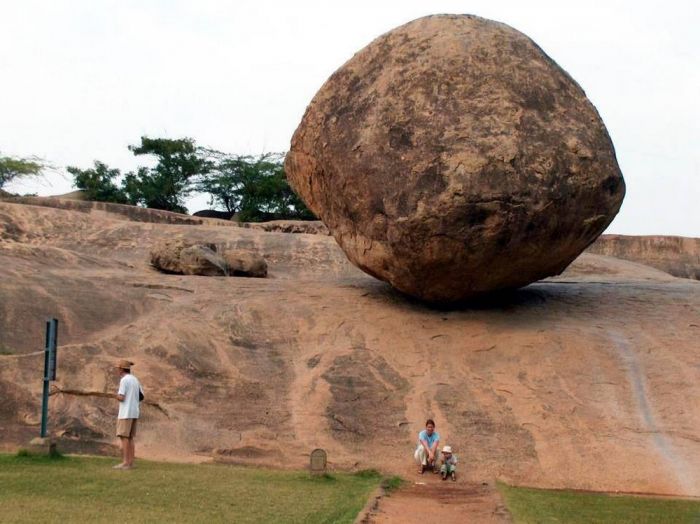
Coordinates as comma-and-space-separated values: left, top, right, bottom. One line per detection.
0, 154, 46, 189
65, 137, 314, 221
67, 161, 127, 204
125, 137, 212, 213
196, 152, 314, 222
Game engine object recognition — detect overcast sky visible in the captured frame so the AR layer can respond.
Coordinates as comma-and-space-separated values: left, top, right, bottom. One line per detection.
1, 0, 698, 236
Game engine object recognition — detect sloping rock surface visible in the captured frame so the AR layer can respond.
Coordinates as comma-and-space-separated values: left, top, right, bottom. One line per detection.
0, 200, 698, 498
0, 194, 238, 226
589, 234, 700, 280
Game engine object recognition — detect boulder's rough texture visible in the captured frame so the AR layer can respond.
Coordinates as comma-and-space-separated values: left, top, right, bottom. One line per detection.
150, 239, 266, 277
179, 245, 228, 276
222, 251, 268, 277
150, 238, 193, 274
285, 14, 625, 302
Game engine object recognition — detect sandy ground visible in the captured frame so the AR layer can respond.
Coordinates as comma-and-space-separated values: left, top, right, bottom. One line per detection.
366, 461, 511, 523
368, 482, 510, 524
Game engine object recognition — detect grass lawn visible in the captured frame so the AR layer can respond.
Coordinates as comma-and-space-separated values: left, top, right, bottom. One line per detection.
0, 453, 383, 523
498, 482, 700, 524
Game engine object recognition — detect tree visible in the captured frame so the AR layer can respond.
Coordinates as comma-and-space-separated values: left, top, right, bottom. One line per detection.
0, 154, 46, 190
125, 137, 211, 213
67, 161, 127, 204
62, 138, 314, 220
196, 152, 315, 222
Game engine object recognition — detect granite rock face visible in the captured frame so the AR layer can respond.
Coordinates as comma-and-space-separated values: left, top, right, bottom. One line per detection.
588, 235, 700, 281
2, 200, 700, 495
285, 14, 625, 301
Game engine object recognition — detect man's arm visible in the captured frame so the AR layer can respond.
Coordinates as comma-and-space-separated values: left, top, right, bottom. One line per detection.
430, 438, 440, 457
117, 378, 125, 402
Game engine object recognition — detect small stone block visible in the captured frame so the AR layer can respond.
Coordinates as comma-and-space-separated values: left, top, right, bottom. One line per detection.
27, 437, 58, 456
310, 448, 327, 475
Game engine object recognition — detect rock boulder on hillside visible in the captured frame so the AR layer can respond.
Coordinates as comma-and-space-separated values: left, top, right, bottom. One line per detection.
222, 251, 268, 278
179, 245, 228, 276
285, 14, 625, 302
150, 239, 267, 277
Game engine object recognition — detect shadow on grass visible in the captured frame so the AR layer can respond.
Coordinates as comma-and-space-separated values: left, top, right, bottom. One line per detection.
15, 448, 65, 460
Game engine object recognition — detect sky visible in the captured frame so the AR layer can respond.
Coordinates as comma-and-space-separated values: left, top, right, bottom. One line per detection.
1, 0, 698, 236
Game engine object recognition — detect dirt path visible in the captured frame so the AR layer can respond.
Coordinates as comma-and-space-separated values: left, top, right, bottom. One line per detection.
367, 475, 511, 523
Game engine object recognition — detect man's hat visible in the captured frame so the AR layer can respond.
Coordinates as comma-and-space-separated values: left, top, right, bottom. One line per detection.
115, 359, 134, 370
442, 445, 452, 453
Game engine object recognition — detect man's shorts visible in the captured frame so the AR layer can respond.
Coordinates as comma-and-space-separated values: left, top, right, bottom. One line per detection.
116, 418, 138, 438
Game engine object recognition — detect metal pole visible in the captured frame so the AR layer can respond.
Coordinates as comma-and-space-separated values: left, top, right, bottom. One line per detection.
40, 319, 57, 438
40, 321, 51, 438
47, 318, 58, 381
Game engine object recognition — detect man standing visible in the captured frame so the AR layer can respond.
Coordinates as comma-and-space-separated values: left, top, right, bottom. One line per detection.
114, 359, 143, 470
414, 419, 440, 474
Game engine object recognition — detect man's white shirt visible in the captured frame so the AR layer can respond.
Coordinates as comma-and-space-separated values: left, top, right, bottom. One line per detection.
118, 374, 143, 419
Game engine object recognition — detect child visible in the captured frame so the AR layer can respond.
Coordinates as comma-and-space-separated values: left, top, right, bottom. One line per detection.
440, 445, 457, 481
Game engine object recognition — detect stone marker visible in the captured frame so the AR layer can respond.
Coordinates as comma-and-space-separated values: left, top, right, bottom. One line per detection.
28, 436, 59, 457
310, 448, 327, 475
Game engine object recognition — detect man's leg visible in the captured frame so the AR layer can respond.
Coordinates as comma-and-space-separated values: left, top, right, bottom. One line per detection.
125, 419, 137, 467
414, 446, 427, 465
414, 446, 427, 473
114, 419, 128, 468
126, 438, 135, 467
119, 437, 129, 466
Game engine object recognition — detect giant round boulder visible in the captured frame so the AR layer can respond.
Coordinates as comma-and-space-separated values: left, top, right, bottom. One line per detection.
285, 14, 625, 302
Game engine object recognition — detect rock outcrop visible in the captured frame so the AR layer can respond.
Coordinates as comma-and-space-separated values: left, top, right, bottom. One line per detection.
222, 251, 268, 278
286, 14, 625, 302
243, 220, 330, 235
588, 235, 700, 281
0, 194, 239, 226
150, 239, 267, 277
178, 244, 229, 276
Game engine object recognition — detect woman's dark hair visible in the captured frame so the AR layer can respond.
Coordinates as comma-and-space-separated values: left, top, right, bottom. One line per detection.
425, 419, 435, 427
